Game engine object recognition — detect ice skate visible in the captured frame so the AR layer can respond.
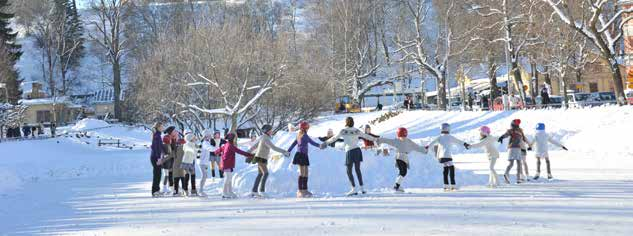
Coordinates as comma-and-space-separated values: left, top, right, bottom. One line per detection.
296, 190, 305, 198
443, 184, 450, 192
152, 192, 161, 198
199, 192, 208, 197
359, 186, 367, 194
190, 189, 198, 197
393, 184, 405, 193
346, 187, 358, 196
249, 192, 260, 198
304, 190, 313, 198
450, 185, 457, 191
548, 174, 553, 180
533, 174, 540, 180
257, 192, 268, 198
503, 174, 510, 184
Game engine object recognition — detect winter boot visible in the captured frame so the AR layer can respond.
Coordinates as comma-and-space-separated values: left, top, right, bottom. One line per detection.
533, 172, 540, 180
346, 186, 358, 196
304, 190, 313, 198
152, 192, 161, 198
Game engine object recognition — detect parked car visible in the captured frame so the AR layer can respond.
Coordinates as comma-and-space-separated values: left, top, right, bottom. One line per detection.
588, 92, 617, 105
535, 96, 563, 108
566, 93, 592, 108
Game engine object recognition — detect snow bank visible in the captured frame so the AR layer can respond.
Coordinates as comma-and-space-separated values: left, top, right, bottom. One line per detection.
71, 118, 110, 131
231, 105, 633, 196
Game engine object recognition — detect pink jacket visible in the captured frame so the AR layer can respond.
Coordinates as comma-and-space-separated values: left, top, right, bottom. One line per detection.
215, 142, 252, 170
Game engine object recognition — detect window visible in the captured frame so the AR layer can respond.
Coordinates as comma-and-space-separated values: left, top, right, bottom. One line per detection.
589, 83, 599, 93
36, 110, 52, 123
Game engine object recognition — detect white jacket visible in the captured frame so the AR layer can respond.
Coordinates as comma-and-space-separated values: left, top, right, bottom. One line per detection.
182, 141, 198, 164
199, 140, 214, 166
427, 134, 466, 159
469, 135, 500, 160
530, 130, 563, 156
378, 137, 426, 164
325, 127, 377, 152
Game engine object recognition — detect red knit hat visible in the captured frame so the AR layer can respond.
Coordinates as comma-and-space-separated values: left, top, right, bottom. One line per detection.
396, 127, 408, 138
299, 121, 310, 131
512, 119, 521, 126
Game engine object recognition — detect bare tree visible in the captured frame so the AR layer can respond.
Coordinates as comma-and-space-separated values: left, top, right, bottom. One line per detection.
543, 0, 632, 105
89, 0, 130, 120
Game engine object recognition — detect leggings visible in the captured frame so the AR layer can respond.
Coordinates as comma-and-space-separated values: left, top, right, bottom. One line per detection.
443, 166, 456, 185
298, 165, 309, 190
252, 162, 269, 192
536, 157, 552, 175
396, 160, 408, 177
346, 161, 363, 187
489, 158, 499, 186
163, 170, 173, 187
199, 165, 209, 192
505, 159, 523, 181
222, 169, 234, 195
173, 176, 187, 193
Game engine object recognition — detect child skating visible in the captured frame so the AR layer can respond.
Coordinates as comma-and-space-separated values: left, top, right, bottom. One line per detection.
210, 131, 227, 179
529, 123, 568, 180
469, 126, 500, 188
287, 121, 321, 198
376, 127, 427, 193
246, 124, 290, 198
321, 117, 378, 196
182, 133, 199, 196
198, 129, 215, 197
425, 123, 470, 191
498, 119, 532, 184
214, 133, 254, 199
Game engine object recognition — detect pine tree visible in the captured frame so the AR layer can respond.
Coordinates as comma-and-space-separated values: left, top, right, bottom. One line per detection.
0, 0, 22, 104
63, 0, 84, 70
54, 0, 84, 94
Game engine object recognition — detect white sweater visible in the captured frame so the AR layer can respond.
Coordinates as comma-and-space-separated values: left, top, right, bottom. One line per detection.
199, 140, 214, 166
182, 141, 199, 164
469, 135, 500, 160
378, 137, 426, 164
326, 127, 377, 152
426, 134, 466, 159
530, 131, 563, 156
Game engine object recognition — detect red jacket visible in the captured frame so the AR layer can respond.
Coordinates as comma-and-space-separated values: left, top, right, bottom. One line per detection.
215, 142, 252, 170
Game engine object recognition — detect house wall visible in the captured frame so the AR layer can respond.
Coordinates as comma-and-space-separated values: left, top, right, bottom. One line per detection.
23, 104, 72, 125
94, 104, 114, 118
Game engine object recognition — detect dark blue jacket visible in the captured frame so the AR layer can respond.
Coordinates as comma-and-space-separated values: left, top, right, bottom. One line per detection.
150, 130, 165, 162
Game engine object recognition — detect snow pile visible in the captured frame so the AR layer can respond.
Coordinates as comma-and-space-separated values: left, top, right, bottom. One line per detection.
71, 118, 110, 131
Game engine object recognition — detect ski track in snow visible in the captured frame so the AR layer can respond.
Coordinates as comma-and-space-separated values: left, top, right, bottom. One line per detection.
1, 106, 633, 235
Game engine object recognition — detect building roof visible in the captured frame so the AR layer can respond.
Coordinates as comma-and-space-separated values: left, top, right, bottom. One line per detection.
19, 96, 71, 106
90, 88, 123, 104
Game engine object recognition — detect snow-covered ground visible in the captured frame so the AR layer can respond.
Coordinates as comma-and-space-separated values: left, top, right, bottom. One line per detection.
1, 106, 633, 235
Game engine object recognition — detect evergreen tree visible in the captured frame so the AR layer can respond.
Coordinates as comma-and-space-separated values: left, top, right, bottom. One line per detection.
0, 0, 22, 104
53, 0, 84, 94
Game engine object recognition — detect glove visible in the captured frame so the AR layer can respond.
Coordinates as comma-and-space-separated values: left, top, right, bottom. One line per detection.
284, 151, 291, 157
463, 143, 470, 150
497, 137, 503, 143
562, 146, 568, 151
528, 147, 532, 151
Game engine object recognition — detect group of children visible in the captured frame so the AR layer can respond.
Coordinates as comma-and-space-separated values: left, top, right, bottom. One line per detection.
149, 116, 568, 198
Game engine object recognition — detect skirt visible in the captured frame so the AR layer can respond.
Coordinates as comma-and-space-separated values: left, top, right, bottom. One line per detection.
345, 148, 363, 166
180, 162, 196, 173
508, 148, 523, 161
292, 152, 310, 166
254, 156, 268, 164
209, 154, 221, 163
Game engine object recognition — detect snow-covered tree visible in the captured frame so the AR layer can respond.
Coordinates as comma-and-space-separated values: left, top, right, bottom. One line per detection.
543, 0, 632, 105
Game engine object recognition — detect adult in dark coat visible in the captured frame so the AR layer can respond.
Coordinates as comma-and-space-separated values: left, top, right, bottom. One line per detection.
540, 87, 550, 106
150, 122, 166, 196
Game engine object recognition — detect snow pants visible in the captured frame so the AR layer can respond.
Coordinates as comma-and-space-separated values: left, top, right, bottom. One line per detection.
199, 164, 209, 193
222, 169, 234, 196
252, 161, 269, 193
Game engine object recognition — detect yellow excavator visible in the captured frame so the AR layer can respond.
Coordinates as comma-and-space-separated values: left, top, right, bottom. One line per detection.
335, 96, 361, 113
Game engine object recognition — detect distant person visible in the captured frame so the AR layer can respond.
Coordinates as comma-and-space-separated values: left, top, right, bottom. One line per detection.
22, 124, 31, 138
150, 122, 165, 197
529, 123, 568, 180
31, 126, 36, 137
360, 125, 380, 149
375, 103, 383, 111
541, 86, 550, 106
50, 123, 57, 137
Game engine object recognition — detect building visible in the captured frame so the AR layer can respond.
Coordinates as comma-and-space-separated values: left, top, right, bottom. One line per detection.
620, 0, 633, 90
90, 89, 116, 119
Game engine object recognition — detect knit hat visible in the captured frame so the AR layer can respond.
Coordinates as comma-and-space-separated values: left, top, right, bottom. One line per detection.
262, 124, 273, 134
203, 129, 213, 138
536, 123, 545, 131
225, 133, 236, 142
480, 126, 491, 136
164, 126, 176, 135
512, 119, 521, 126
441, 123, 450, 133
185, 133, 195, 142
299, 121, 310, 131
396, 127, 408, 138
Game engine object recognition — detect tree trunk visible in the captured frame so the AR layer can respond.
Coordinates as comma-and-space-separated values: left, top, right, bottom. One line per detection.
489, 64, 498, 100
511, 61, 526, 103
437, 71, 447, 110
530, 62, 538, 105
113, 60, 122, 120
607, 57, 627, 105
